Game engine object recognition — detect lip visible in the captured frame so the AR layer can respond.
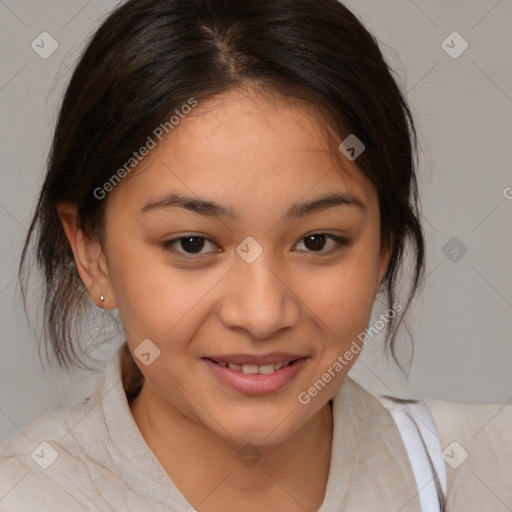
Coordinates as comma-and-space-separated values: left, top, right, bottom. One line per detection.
204, 352, 307, 365
203, 357, 308, 396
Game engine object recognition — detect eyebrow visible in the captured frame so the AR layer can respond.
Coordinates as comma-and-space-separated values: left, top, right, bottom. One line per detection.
140, 191, 366, 220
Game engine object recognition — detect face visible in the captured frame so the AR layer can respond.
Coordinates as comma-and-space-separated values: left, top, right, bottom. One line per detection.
101, 87, 389, 446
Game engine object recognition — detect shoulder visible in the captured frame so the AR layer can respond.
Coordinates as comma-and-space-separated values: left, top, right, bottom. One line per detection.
0, 400, 100, 511
425, 397, 512, 509
425, 396, 512, 451
0, 347, 128, 512
0, 395, 91, 452
425, 396, 512, 428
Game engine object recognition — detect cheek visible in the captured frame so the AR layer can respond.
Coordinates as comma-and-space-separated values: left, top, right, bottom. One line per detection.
297, 253, 380, 404
112, 264, 204, 340
106, 237, 187, 340
308, 254, 380, 332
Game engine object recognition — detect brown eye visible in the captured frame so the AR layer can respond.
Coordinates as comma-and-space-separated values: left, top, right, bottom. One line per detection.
179, 236, 206, 253
162, 235, 219, 256
295, 233, 349, 255
303, 234, 327, 251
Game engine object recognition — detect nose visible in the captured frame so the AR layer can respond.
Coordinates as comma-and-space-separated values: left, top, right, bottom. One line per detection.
216, 252, 301, 340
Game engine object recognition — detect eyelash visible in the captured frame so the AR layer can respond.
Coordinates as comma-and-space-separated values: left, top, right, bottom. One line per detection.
161, 233, 350, 259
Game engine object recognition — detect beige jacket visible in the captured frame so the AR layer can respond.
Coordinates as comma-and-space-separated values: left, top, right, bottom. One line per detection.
425, 396, 512, 510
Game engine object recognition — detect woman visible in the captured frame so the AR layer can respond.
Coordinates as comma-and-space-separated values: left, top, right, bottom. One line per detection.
1, 0, 510, 511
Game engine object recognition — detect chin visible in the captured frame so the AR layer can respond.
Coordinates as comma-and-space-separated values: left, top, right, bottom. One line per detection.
206, 409, 305, 448
231, 428, 295, 448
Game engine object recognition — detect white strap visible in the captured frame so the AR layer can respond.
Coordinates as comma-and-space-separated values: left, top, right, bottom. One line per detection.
378, 396, 446, 512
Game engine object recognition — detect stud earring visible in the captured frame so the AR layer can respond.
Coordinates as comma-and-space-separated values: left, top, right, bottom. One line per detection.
100, 296, 104, 302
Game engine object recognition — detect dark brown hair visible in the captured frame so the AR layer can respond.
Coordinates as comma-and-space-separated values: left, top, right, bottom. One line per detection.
19, 0, 425, 377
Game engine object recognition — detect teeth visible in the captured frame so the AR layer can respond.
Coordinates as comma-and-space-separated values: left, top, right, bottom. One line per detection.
221, 360, 293, 374
257, 364, 276, 375
242, 364, 259, 375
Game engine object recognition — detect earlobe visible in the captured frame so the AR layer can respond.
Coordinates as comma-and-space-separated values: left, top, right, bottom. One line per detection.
56, 202, 115, 308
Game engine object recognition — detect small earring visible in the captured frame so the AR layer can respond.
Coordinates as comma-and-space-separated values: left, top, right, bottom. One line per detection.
100, 295, 104, 302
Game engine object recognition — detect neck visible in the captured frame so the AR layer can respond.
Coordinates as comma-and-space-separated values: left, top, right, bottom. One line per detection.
129, 382, 333, 512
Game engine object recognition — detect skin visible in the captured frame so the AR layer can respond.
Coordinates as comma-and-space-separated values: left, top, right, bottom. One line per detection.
58, 86, 391, 512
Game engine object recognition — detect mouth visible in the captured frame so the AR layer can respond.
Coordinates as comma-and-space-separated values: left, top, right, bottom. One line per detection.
206, 358, 299, 375
202, 355, 308, 395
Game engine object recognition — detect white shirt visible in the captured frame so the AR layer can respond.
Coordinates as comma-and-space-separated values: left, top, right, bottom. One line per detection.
378, 396, 445, 512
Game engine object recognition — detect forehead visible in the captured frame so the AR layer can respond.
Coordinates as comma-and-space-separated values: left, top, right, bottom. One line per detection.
109, 87, 376, 210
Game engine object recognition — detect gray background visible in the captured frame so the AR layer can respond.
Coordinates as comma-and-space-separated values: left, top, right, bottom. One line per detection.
1, 0, 511, 445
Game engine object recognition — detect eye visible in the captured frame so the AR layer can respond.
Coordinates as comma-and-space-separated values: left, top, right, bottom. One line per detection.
294, 233, 349, 255
162, 232, 349, 259
162, 235, 220, 256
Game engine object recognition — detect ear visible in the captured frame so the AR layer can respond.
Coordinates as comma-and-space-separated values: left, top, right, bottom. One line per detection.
56, 202, 116, 309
